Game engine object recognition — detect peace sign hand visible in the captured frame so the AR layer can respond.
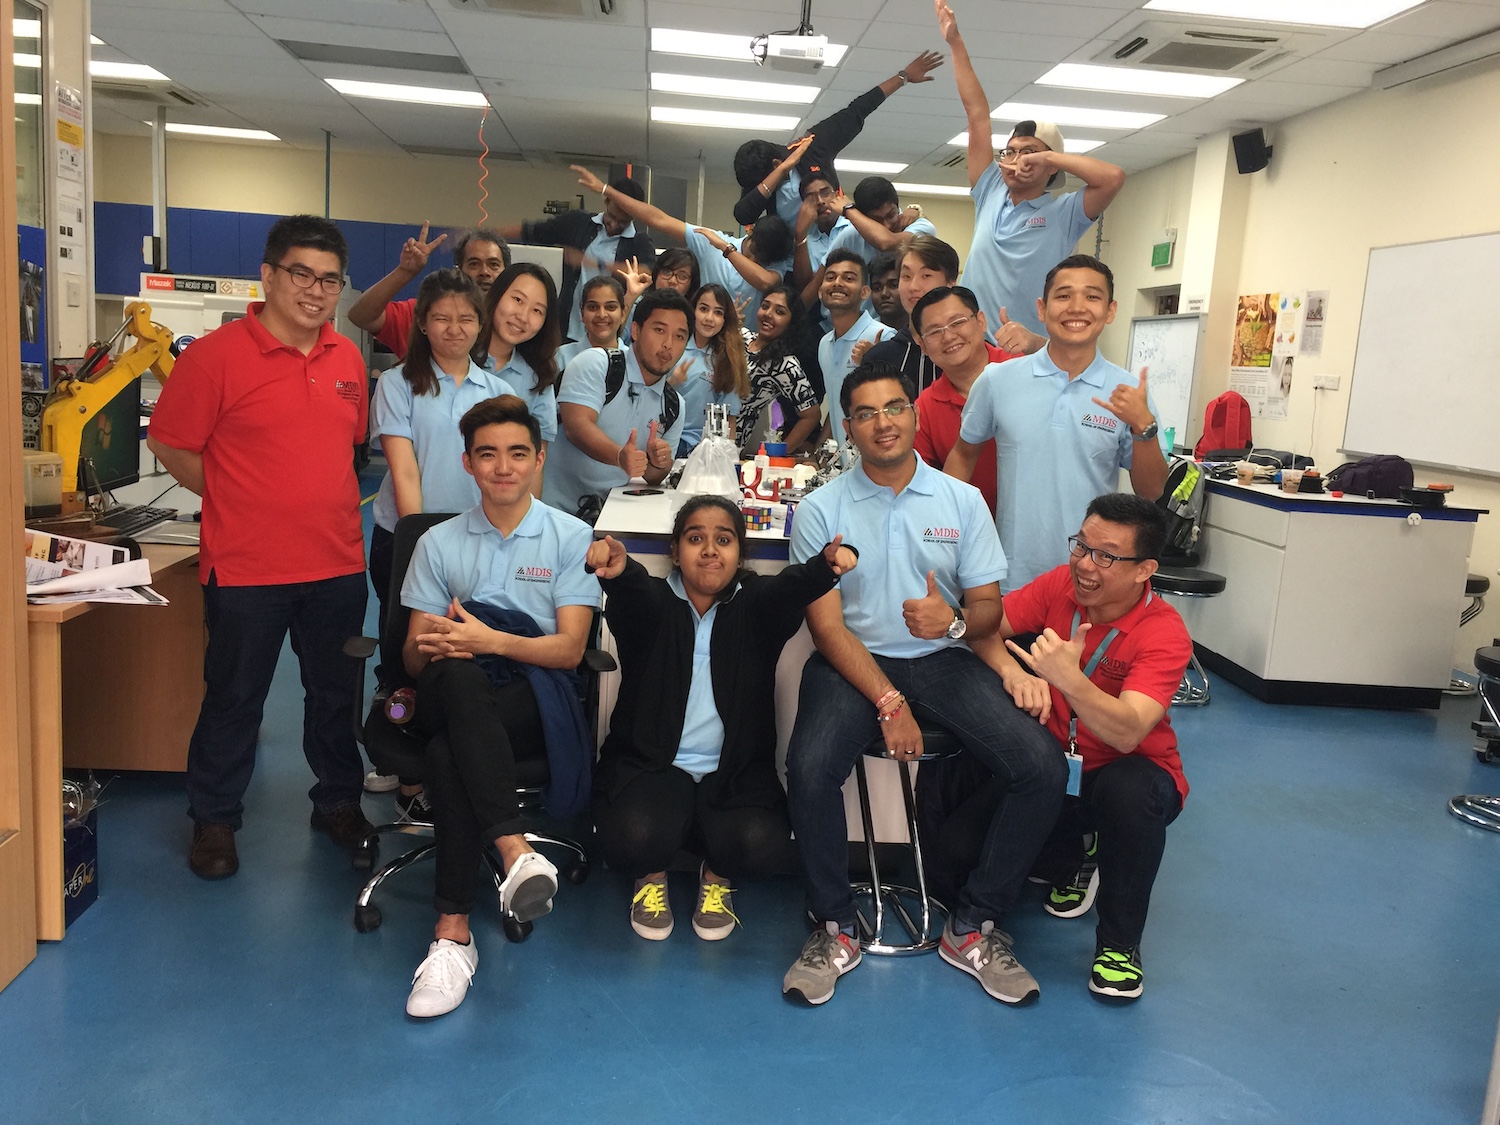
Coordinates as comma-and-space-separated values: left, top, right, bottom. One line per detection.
399, 221, 447, 275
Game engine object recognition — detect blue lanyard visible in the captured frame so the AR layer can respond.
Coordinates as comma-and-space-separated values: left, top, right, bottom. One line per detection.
1065, 592, 1151, 752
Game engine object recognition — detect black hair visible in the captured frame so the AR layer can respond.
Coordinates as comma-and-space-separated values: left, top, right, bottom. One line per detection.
909, 285, 981, 335
460, 393, 541, 455
608, 177, 646, 203
901, 234, 961, 283
852, 176, 899, 215
750, 284, 805, 362
839, 360, 916, 418
734, 139, 787, 191
579, 273, 626, 309
482, 261, 562, 394
799, 167, 841, 195
631, 286, 692, 329
1043, 254, 1115, 302
652, 247, 701, 296
822, 247, 868, 287
452, 229, 511, 270
869, 250, 900, 284
403, 269, 484, 397
671, 494, 748, 570
746, 215, 792, 266
1084, 493, 1168, 562
263, 214, 348, 272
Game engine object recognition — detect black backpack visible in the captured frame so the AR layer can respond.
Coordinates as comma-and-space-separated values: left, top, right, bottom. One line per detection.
1325, 455, 1414, 498
601, 348, 681, 433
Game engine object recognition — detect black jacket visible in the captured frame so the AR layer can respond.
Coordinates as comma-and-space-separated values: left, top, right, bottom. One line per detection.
866, 328, 941, 395
596, 551, 842, 812
519, 209, 656, 334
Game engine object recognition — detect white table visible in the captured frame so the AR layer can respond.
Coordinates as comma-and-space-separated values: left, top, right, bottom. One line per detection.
1175, 480, 1486, 708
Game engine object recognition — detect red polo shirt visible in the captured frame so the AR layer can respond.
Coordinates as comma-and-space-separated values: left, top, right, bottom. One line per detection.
150, 303, 368, 586
1003, 564, 1192, 802
374, 298, 417, 357
913, 343, 1010, 513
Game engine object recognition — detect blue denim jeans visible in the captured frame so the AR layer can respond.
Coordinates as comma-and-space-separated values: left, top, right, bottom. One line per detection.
786, 647, 1066, 932
185, 571, 367, 828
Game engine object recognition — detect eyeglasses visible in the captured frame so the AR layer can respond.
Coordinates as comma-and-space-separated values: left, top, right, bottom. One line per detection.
849, 402, 914, 425
997, 147, 1045, 165
272, 262, 347, 294
918, 314, 977, 342
658, 268, 694, 283
805, 185, 837, 202
1068, 536, 1146, 569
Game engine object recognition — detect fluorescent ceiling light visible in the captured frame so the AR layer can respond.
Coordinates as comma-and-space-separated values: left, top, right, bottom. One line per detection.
651, 72, 818, 104
949, 132, 1105, 154
835, 158, 909, 174
1038, 62, 1242, 99
327, 78, 486, 108
1144, 0, 1426, 29
651, 27, 848, 67
163, 123, 280, 142
993, 102, 1164, 130
15, 52, 39, 68
891, 182, 972, 198
91, 60, 170, 81
16, 92, 42, 105
651, 105, 800, 131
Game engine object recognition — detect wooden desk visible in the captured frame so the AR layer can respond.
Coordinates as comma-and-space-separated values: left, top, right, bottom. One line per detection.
26, 545, 205, 940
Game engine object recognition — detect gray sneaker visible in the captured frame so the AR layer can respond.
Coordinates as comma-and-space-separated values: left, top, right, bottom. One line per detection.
782, 921, 862, 1006
691, 867, 739, 941
630, 877, 674, 940
938, 920, 1040, 1005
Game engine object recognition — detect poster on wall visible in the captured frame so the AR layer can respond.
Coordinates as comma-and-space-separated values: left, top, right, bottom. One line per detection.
54, 83, 87, 274
1228, 292, 1278, 417
18, 225, 48, 378
1300, 289, 1328, 357
1265, 292, 1304, 421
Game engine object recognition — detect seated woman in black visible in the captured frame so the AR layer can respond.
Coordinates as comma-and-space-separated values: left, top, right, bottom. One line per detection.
587, 495, 857, 941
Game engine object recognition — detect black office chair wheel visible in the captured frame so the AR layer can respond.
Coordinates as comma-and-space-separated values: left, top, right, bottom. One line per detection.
351, 842, 377, 871
564, 860, 590, 885
1480, 744, 1498, 765
503, 916, 534, 943
353, 903, 383, 933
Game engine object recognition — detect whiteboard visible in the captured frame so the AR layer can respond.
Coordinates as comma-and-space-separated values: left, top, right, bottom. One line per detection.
1344, 231, 1500, 476
1126, 314, 1203, 450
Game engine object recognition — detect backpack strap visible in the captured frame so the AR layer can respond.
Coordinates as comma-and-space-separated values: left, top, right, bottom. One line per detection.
602, 346, 682, 434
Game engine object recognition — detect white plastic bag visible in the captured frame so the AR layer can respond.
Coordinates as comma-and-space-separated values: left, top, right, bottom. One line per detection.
676, 435, 742, 501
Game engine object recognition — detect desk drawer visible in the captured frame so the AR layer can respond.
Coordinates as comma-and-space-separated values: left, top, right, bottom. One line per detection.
1204, 490, 1289, 549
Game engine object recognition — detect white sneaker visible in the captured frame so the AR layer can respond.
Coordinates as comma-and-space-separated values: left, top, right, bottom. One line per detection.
497, 851, 558, 923
364, 770, 400, 794
406, 938, 478, 1018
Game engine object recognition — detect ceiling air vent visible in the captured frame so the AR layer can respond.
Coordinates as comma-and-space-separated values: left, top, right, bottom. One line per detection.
447, 0, 620, 19
92, 81, 202, 107
405, 144, 528, 160
935, 151, 965, 169
1095, 19, 1328, 76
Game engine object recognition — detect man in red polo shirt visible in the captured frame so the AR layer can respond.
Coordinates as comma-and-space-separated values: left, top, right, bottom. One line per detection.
978, 492, 1191, 1002
148, 214, 373, 880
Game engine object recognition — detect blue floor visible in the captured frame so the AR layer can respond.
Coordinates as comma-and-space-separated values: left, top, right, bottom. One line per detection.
5, 486, 1499, 1121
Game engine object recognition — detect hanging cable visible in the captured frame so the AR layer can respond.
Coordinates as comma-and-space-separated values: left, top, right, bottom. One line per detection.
476, 106, 491, 226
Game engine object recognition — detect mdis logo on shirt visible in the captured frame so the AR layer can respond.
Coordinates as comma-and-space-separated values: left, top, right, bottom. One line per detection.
334, 378, 362, 405
515, 565, 553, 585
922, 526, 961, 545
1025, 216, 1048, 228
1081, 411, 1119, 434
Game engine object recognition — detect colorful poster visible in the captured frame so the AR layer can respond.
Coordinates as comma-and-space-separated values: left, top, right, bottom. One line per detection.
1229, 292, 1278, 417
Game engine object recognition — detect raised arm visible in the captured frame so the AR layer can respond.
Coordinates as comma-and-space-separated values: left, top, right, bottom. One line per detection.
572, 165, 687, 244
936, 0, 994, 189
693, 226, 779, 292
1012, 150, 1127, 220
733, 134, 816, 227
347, 222, 446, 334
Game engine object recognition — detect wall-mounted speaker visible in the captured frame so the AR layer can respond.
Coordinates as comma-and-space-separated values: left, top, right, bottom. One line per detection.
1233, 128, 1273, 174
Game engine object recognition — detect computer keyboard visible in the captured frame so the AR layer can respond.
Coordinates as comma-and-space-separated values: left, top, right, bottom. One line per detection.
96, 504, 177, 537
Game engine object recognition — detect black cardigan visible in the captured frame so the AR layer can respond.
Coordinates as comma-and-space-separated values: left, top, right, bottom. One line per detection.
596, 551, 842, 812
518, 209, 657, 337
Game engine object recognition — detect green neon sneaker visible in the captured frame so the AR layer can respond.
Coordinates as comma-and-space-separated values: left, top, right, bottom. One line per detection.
1089, 944, 1144, 1001
1044, 834, 1099, 919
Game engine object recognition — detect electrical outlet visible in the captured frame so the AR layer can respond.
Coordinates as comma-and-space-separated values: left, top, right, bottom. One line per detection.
1313, 374, 1341, 390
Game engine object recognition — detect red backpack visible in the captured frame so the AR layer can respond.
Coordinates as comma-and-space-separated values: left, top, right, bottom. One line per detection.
1194, 391, 1253, 459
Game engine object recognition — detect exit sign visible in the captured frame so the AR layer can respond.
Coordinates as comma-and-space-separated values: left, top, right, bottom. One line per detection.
1151, 241, 1174, 268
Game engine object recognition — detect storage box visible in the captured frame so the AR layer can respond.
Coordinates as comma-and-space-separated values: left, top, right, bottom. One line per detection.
63, 807, 98, 928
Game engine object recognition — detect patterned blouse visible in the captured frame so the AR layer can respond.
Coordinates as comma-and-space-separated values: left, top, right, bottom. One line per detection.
737, 342, 819, 457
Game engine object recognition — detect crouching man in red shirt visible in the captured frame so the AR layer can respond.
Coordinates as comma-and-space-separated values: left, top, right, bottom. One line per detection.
974, 492, 1192, 1002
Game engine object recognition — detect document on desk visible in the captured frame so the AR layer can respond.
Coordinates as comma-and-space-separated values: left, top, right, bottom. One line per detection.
23, 528, 129, 583
25, 557, 167, 605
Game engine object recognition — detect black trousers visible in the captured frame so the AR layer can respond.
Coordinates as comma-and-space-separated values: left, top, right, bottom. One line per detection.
412, 659, 540, 916
368, 523, 396, 647
593, 765, 799, 882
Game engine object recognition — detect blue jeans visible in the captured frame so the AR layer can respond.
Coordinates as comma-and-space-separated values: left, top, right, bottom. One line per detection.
786, 647, 1066, 932
185, 571, 367, 828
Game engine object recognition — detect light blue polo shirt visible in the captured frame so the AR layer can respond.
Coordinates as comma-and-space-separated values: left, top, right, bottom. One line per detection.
960, 163, 1096, 336
566, 214, 638, 344
817, 308, 885, 442
828, 216, 938, 265
371, 360, 520, 534
806, 214, 853, 274
790, 457, 1005, 659
543, 344, 686, 513
481, 350, 558, 443
771, 173, 803, 231
959, 348, 1161, 592
685, 229, 761, 313
667, 570, 731, 780
675, 340, 743, 454
401, 500, 599, 635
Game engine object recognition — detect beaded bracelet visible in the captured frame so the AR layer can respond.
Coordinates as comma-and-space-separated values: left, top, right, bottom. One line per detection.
878, 698, 905, 724
874, 688, 901, 713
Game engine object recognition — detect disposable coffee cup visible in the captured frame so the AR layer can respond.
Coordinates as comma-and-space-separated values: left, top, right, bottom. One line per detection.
1235, 463, 1255, 485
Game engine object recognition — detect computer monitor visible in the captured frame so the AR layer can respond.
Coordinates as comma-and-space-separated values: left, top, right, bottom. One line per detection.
78, 376, 142, 495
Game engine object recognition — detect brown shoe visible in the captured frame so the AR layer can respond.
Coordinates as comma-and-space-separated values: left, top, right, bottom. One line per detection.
189, 821, 238, 879
310, 803, 375, 850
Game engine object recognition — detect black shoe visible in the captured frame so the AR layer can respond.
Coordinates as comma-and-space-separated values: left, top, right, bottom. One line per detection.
310, 803, 376, 850
394, 789, 434, 826
189, 821, 239, 879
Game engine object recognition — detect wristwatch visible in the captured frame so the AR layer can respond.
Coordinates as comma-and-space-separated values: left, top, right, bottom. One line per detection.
946, 605, 967, 640
1133, 420, 1160, 442
897, 69, 910, 85
721, 244, 735, 259
907, 203, 923, 217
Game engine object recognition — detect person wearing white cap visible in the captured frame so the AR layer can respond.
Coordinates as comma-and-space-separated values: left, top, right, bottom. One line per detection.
936, 0, 1126, 351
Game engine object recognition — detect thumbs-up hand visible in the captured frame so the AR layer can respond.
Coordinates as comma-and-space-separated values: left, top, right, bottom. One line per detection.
902, 570, 956, 639
617, 428, 647, 478
645, 419, 674, 475
993, 305, 1047, 357
1006, 622, 1092, 688
585, 534, 628, 579
850, 329, 884, 367
1091, 366, 1155, 438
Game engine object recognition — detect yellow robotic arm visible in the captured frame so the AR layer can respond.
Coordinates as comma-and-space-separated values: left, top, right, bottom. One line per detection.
41, 301, 177, 495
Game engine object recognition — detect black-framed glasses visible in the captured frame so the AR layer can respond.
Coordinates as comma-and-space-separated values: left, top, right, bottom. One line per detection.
918, 313, 977, 342
1068, 536, 1146, 569
997, 146, 1044, 165
849, 402, 914, 425
272, 262, 347, 294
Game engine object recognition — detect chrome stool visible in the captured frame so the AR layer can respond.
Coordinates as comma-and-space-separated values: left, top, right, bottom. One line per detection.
1449, 795, 1500, 833
1448, 575, 1492, 696
850, 723, 960, 955
1470, 646, 1500, 764
1152, 565, 1226, 707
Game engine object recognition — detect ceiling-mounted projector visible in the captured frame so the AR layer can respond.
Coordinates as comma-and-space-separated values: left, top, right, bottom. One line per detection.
764, 33, 827, 72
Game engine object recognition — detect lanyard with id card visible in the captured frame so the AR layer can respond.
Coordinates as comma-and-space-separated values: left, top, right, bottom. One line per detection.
1063, 594, 1151, 796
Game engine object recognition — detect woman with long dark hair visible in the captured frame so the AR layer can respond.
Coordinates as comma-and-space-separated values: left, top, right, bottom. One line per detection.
738, 285, 821, 456
480, 262, 563, 493
675, 283, 750, 454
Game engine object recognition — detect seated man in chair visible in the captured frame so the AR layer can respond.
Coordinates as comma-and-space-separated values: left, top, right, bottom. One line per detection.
399, 395, 599, 1018
781, 361, 1065, 1008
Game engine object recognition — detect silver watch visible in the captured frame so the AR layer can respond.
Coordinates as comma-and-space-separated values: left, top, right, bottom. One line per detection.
1133, 420, 1159, 443
946, 605, 967, 640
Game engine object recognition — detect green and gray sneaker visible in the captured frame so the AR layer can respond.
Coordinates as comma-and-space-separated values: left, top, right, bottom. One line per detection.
1044, 835, 1100, 919
782, 921, 862, 1006
1089, 944, 1144, 1001
630, 877, 674, 940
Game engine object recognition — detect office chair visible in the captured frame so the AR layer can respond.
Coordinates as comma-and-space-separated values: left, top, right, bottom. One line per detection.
343, 511, 611, 941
